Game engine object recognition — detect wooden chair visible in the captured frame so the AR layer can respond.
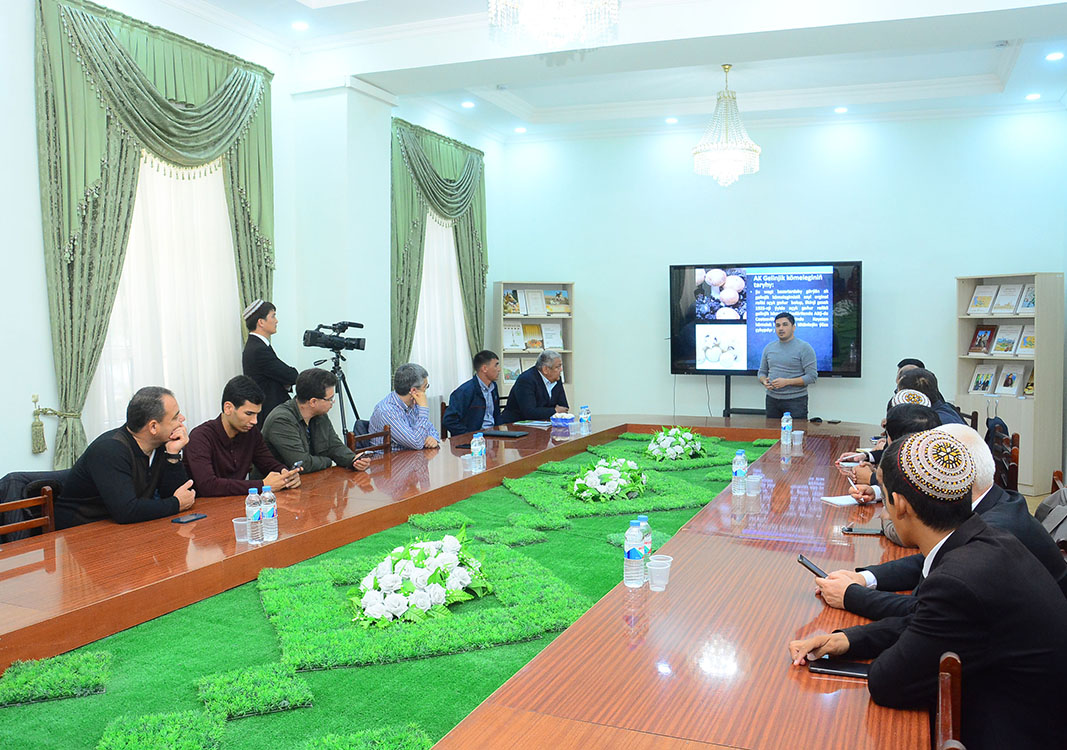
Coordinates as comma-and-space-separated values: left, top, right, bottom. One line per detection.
1052, 470, 1064, 493
992, 432, 1020, 493
344, 424, 392, 454
936, 651, 965, 750
952, 405, 979, 430
0, 486, 56, 538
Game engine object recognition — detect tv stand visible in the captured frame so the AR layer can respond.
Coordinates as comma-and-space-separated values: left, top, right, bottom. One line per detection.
722, 374, 765, 418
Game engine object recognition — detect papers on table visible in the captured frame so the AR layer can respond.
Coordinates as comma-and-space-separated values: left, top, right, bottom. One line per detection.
821, 494, 858, 507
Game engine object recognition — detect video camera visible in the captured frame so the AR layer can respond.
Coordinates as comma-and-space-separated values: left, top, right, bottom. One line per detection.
303, 321, 366, 352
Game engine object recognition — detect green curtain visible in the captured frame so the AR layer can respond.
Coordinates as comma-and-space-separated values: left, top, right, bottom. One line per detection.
35, 0, 275, 467
390, 119, 488, 371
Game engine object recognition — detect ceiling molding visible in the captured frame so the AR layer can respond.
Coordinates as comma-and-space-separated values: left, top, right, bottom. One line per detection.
297, 13, 486, 54
993, 39, 1023, 83
466, 87, 537, 122
153, 0, 295, 53
399, 97, 508, 145
294, 0, 373, 8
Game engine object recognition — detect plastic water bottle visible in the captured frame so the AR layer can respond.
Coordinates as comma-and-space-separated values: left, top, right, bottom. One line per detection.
623, 520, 645, 588
732, 449, 748, 495
261, 485, 278, 543
637, 515, 652, 581
579, 405, 592, 436
471, 432, 486, 472
781, 412, 793, 450
244, 487, 263, 545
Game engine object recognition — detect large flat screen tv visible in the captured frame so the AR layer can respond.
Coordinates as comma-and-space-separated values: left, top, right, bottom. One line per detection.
669, 262, 861, 377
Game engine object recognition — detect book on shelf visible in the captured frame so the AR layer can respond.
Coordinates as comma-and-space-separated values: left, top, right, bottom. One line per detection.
541, 322, 564, 349
968, 363, 998, 394
522, 323, 544, 350
502, 288, 521, 315
519, 355, 538, 372
544, 289, 571, 314
967, 284, 999, 315
991, 325, 1022, 355
501, 357, 521, 384
968, 324, 997, 354
523, 289, 547, 316
990, 284, 1024, 314
1015, 324, 1035, 356
502, 322, 524, 350
1016, 283, 1036, 313
517, 290, 528, 315
1023, 370, 1035, 396
994, 364, 1027, 396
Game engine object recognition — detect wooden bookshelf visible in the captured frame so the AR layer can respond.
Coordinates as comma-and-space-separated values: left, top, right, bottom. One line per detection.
955, 273, 1063, 495
494, 282, 575, 403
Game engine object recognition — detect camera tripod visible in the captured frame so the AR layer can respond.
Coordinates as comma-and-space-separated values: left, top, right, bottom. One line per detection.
314, 349, 361, 437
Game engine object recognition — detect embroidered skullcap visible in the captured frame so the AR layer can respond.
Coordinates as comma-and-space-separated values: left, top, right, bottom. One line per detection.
891, 389, 931, 407
242, 299, 267, 321
896, 430, 975, 502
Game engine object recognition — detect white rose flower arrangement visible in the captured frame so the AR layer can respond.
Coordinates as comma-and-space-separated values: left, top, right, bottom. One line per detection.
645, 426, 707, 462
348, 528, 491, 628
570, 458, 648, 503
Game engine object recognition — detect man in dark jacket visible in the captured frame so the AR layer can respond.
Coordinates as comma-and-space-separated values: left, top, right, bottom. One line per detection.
790, 431, 1067, 750
442, 350, 501, 437
241, 299, 298, 418
499, 350, 568, 423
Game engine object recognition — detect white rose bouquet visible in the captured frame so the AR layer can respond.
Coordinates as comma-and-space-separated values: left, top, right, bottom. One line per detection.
570, 458, 648, 503
348, 527, 491, 628
646, 426, 706, 461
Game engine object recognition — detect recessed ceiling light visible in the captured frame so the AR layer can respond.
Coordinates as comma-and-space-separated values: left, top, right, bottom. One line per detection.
291, 21, 309, 32
665, 117, 678, 124
834, 106, 848, 114
461, 101, 475, 109
514, 127, 527, 134
1026, 93, 1041, 101
1046, 52, 1064, 61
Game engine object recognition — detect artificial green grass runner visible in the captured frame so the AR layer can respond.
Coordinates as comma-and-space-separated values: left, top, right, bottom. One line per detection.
0, 651, 110, 708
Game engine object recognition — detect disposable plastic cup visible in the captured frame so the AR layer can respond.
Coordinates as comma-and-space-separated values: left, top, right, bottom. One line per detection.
746, 474, 761, 496
460, 454, 474, 472
792, 430, 805, 448
647, 560, 672, 591
232, 517, 249, 543
649, 554, 673, 565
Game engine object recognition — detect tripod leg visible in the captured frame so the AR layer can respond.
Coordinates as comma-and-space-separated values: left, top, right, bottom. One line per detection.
337, 369, 360, 422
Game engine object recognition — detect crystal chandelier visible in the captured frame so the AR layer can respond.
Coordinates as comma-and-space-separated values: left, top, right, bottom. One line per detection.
692, 64, 761, 187
488, 0, 620, 48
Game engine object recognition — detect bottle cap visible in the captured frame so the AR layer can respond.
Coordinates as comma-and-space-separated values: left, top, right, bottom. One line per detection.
630, 519, 640, 526
581, 405, 589, 409
784, 412, 791, 416
736, 449, 745, 455
263, 486, 272, 492
638, 515, 648, 522
249, 488, 259, 494
474, 432, 483, 438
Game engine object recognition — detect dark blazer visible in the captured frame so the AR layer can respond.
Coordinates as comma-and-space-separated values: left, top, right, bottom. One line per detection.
841, 515, 1067, 750
242, 335, 298, 418
499, 366, 568, 422
442, 377, 500, 437
844, 484, 1067, 620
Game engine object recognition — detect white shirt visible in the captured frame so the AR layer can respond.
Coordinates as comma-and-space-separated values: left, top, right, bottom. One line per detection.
250, 332, 271, 347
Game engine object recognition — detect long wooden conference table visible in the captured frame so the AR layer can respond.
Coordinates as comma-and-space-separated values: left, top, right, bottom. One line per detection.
0, 416, 927, 748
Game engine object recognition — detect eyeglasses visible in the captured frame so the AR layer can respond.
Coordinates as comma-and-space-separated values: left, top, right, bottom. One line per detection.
318, 394, 336, 403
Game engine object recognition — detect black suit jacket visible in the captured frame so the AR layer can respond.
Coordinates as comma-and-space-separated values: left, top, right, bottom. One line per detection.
499, 366, 567, 422
242, 335, 298, 418
841, 515, 1067, 750
844, 484, 1067, 620
441, 377, 500, 437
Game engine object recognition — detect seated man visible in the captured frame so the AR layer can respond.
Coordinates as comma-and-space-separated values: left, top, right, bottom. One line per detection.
442, 350, 501, 437
790, 431, 1067, 750
896, 367, 965, 425
262, 368, 372, 473
368, 363, 438, 450
56, 386, 196, 528
499, 350, 568, 422
185, 376, 302, 497
818, 422, 1067, 620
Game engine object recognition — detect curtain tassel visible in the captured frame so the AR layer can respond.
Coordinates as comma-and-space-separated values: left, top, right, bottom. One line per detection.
31, 396, 47, 455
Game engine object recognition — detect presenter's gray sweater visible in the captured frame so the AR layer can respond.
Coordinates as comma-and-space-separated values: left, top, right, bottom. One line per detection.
758, 337, 818, 400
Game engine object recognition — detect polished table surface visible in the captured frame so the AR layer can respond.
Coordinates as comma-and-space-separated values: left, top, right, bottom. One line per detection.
436, 425, 929, 750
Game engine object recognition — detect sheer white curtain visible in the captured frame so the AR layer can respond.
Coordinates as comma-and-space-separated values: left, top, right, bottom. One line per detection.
410, 212, 474, 433
83, 151, 243, 436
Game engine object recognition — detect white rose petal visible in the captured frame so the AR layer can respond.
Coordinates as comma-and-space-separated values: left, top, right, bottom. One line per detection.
411, 568, 431, 590
378, 573, 403, 593
383, 592, 409, 617
360, 573, 376, 591
441, 535, 462, 555
427, 583, 447, 606
392, 546, 404, 554
409, 589, 433, 611
364, 601, 386, 619
446, 566, 472, 591
394, 559, 412, 578
437, 552, 460, 572
375, 559, 392, 578
361, 589, 384, 609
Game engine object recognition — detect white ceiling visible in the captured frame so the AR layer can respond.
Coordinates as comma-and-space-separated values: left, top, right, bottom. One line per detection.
169, 0, 1067, 139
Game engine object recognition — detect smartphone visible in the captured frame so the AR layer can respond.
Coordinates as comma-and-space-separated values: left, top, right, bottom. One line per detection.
291, 460, 304, 470
172, 513, 206, 524
842, 525, 883, 536
797, 554, 828, 578
808, 656, 870, 679
837, 461, 860, 469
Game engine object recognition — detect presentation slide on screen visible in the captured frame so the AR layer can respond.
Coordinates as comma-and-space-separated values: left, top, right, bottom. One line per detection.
693, 265, 834, 371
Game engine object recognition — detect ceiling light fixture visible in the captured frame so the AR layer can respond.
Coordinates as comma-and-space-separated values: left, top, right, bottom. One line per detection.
665, 117, 678, 124
1046, 52, 1064, 61
692, 64, 761, 188
514, 126, 527, 134
461, 101, 476, 109
291, 21, 309, 32
1026, 93, 1041, 101
834, 106, 848, 114
488, 0, 619, 48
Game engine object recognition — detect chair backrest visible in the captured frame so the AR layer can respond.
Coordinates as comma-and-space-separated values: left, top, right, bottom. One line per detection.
440, 401, 448, 440
952, 405, 978, 430
936, 651, 964, 750
1053, 470, 1064, 493
0, 486, 56, 538
345, 424, 392, 454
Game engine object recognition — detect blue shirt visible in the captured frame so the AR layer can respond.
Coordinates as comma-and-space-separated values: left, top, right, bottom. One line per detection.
540, 372, 558, 398
368, 392, 435, 450
479, 379, 496, 430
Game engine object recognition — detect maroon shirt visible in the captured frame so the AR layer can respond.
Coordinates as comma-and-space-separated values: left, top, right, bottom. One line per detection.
184, 415, 286, 497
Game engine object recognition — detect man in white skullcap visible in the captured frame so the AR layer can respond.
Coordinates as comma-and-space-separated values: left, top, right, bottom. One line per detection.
241, 299, 298, 418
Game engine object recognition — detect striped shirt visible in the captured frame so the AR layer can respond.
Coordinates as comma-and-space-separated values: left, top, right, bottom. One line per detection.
369, 391, 436, 450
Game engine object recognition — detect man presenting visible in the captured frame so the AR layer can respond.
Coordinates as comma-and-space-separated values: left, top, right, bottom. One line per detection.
758, 312, 817, 420
242, 299, 298, 418
56, 387, 196, 528
262, 368, 372, 473
369, 363, 438, 450
185, 376, 302, 497
442, 350, 501, 437
499, 350, 568, 422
